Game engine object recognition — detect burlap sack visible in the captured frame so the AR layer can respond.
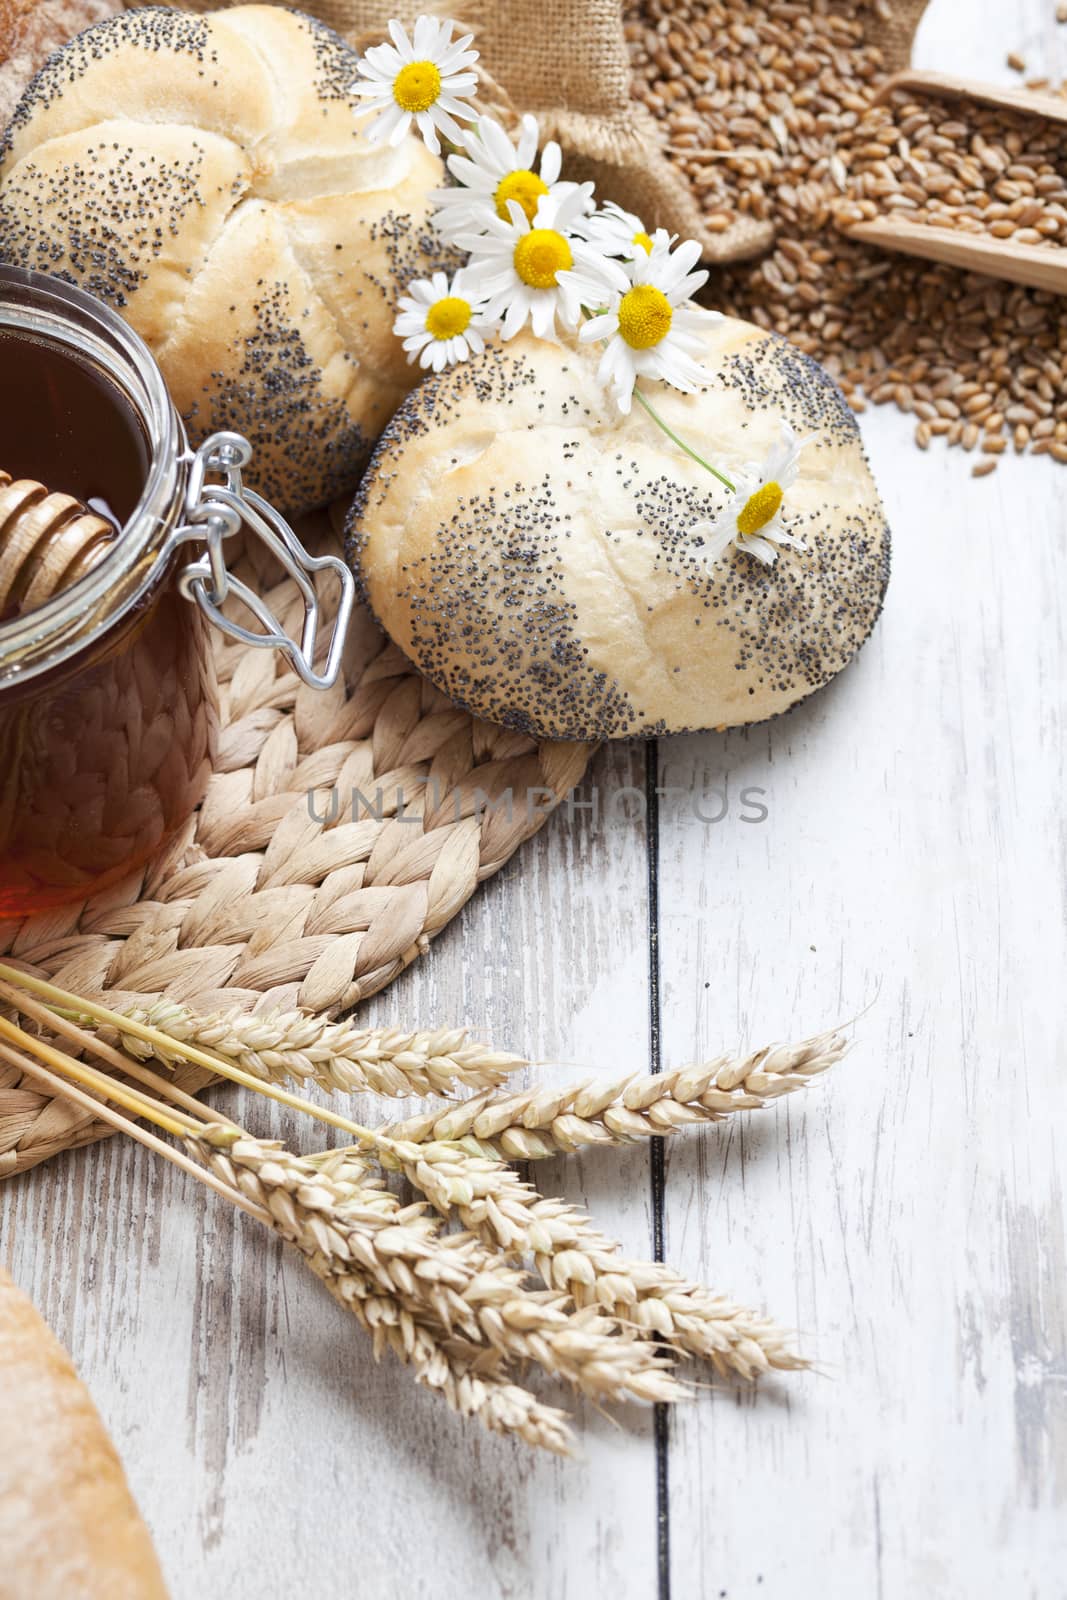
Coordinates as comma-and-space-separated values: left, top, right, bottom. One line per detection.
133, 0, 929, 263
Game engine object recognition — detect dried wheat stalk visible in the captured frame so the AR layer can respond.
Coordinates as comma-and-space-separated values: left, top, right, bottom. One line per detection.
113, 1001, 524, 1099
531, 1217, 807, 1378
1, 1013, 578, 1453
3, 964, 817, 1399
195, 1127, 683, 1417
386, 1032, 847, 1158
387, 1138, 806, 1378
228, 1139, 574, 1451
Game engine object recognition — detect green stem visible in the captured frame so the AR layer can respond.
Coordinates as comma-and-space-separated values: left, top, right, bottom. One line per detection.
633, 386, 735, 492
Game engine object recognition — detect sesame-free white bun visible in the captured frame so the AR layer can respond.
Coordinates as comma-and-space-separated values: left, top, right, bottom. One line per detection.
347, 317, 891, 738
0, 5, 451, 512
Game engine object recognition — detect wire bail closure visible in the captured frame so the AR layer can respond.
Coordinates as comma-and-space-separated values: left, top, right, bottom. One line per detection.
164, 432, 354, 691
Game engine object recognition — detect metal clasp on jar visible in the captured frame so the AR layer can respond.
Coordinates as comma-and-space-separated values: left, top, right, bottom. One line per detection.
163, 432, 354, 690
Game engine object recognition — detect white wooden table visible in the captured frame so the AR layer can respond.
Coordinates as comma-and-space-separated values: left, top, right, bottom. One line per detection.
3, 3, 1066, 1595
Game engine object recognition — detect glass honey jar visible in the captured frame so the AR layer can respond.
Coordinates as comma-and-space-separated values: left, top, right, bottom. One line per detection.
0, 267, 354, 918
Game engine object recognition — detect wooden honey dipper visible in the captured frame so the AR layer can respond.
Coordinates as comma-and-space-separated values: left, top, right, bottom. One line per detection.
0, 468, 118, 616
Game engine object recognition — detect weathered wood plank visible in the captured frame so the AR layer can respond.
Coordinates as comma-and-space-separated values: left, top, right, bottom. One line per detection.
657, 407, 1067, 1591
0, 741, 661, 1600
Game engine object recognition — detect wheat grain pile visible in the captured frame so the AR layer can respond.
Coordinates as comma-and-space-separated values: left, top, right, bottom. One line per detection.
626, 0, 1067, 474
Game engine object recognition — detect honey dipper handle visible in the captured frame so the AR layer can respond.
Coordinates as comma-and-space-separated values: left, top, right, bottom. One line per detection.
0, 472, 116, 614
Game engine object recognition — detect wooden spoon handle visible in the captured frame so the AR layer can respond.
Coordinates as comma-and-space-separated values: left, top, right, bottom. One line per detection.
843, 217, 1067, 295
873, 68, 1067, 126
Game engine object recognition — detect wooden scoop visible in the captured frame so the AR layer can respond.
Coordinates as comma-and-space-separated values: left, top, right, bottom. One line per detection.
840, 70, 1067, 294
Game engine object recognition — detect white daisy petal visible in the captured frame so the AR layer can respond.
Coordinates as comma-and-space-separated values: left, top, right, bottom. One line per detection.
439, 71, 479, 94
483, 115, 520, 168
501, 295, 528, 339
386, 18, 414, 59
389, 110, 415, 146
411, 14, 438, 56
657, 238, 703, 288
693, 519, 727, 563
429, 106, 465, 145
540, 141, 562, 185
359, 41, 404, 75
370, 103, 408, 143
737, 534, 779, 565
578, 311, 615, 344
351, 78, 393, 100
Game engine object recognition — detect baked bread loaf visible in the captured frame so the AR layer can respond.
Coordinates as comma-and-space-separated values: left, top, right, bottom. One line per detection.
0, 1266, 169, 1598
0, 5, 450, 513
347, 316, 891, 738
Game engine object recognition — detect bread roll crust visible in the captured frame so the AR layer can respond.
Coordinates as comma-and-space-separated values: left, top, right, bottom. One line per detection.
0, 6, 452, 512
0, 1267, 169, 1599
347, 317, 891, 739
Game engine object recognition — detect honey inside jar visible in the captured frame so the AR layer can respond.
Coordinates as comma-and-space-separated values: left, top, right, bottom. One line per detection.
0, 329, 148, 536
0, 327, 218, 917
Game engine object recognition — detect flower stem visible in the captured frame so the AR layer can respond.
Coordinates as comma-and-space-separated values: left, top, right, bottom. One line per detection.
633, 387, 735, 492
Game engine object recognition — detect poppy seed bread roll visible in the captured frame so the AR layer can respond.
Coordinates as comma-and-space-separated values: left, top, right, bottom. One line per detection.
346, 317, 891, 739
0, 5, 452, 513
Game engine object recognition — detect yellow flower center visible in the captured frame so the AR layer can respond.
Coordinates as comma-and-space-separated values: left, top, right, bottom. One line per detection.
425, 296, 472, 340
425, 297, 470, 340
513, 228, 573, 289
495, 168, 549, 223
393, 60, 442, 114
633, 229, 654, 253
736, 482, 784, 538
617, 284, 673, 350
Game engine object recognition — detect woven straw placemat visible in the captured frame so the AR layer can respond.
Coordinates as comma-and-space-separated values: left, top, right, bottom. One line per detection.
0, 511, 591, 1178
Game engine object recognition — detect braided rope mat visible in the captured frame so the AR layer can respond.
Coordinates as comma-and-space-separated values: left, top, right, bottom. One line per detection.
0, 511, 592, 1178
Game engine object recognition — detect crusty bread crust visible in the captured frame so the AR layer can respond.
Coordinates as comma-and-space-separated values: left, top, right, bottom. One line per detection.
0, 1267, 169, 1599
0, 5, 451, 513
348, 317, 891, 739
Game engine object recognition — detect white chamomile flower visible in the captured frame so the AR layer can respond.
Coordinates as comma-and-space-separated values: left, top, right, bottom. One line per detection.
431, 113, 582, 240
696, 421, 816, 567
578, 230, 718, 413
458, 185, 611, 340
574, 200, 655, 260
393, 270, 492, 372
352, 15, 478, 156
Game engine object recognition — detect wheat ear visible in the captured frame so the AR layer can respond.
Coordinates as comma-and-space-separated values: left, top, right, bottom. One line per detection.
386, 1031, 847, 1158
111, 1002, 525, 1099
531, 1217, 808, 1378
388, 1140, 805, 1379
196, 1128, 683, 1415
